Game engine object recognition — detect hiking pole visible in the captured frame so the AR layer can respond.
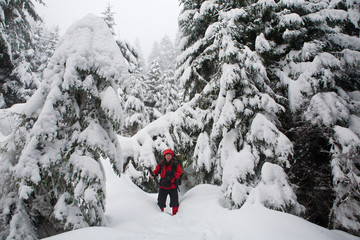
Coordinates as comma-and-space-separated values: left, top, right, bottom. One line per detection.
146, 166, 159, 186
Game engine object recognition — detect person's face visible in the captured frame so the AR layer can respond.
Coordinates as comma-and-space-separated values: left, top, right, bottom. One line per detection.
165, 153, 172, 162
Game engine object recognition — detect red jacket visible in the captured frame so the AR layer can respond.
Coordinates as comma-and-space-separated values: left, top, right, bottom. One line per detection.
153, 160, 183, 189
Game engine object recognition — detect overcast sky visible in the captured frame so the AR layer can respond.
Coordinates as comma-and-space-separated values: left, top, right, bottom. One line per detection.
35, 0, 181, 59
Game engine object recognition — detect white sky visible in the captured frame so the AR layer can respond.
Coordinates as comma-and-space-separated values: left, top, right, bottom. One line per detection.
35, 0, 181, 59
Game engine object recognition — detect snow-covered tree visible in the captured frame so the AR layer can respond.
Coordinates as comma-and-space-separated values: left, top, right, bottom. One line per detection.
155, 70, 181, 114
101, 2, 116, 35
116, 0, 359, 235
158, 35, 177, 71
176, 0, 302, 213
116, 38, 154, 136
147, 41, 161, 68
147, 59, 162, 83
328, 125, 360, 234
244, 0, 360, 232
134, 38, 146, 71
144, 59, 162, 120
120, 0, 301, 213
10, 21, 60, 103
145, 60, 181, 117
0, 0, 43, 108
120, 71, 151, 137
148, 36, 177, 72
33, 24, 60, 75
0, 14, 126, 239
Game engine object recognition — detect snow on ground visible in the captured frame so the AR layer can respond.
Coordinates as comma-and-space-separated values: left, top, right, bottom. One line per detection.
44, 159, 359, 240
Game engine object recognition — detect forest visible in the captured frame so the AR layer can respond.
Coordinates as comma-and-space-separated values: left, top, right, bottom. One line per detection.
0, 0, 359, 239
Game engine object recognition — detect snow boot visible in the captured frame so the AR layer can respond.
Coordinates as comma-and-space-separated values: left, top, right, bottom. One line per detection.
172, 206, 178, 215
161, 207, 164, 212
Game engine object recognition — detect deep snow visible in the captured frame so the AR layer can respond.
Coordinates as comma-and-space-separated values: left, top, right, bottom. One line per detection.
43, 159, 359, 240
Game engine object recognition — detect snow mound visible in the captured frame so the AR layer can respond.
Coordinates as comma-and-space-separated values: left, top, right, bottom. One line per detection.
246, 162, 304, 214
52, 13, 127, 82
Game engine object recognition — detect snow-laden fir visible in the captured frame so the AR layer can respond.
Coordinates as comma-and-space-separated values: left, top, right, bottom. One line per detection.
0, 14, 126, 239
0, 0, 359, 238
0, 0, 60, 109
167, 0, 360, 235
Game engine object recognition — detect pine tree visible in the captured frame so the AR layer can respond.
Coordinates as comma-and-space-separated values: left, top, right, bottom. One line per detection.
148, 36, 177, 72
10, 22, 60, 105
119, 0, 359, 234
158, 35, 177, 71
145, 60, 181, 117
35, 25, 60, 75
134, 38, 147, 71
144, 59, 162, 120
175, 0, 302, 212
0, 15, 125, 239
242, 0, 360, 232
155, 70, 181, 114
0, 0, 43, 108
101, 2, 116, 35
116, 39, 153, 136
120, 71, 150, 137
147, 41, 161, 68
147, 59, 162, 83
328, 126, 360, 234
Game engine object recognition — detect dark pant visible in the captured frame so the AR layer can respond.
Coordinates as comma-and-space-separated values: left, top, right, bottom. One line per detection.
157, 188, 179, 208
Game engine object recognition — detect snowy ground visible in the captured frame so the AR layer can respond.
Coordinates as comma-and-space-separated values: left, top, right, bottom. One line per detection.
44, 160, 359, 240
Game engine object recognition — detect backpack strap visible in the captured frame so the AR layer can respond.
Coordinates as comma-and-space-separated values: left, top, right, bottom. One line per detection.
159, 160, 178, 177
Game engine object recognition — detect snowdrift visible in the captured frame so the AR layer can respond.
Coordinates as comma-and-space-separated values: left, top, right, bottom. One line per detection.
43, 160, 359, 240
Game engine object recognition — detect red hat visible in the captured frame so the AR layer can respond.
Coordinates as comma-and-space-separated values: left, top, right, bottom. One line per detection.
163, 149, 174, 157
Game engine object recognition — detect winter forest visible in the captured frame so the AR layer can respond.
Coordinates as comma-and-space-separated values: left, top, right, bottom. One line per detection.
0, 0, 359, 239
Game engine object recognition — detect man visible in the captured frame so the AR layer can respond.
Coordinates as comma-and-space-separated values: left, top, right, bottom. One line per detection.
150, 149, 183, 215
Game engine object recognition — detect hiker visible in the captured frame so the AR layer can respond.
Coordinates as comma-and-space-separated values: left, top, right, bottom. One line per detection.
150, 149, 183, 215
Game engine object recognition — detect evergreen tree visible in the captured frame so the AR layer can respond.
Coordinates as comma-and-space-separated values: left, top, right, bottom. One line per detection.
158, 35, 177, 71
145, 60, 181, 117
176, 0, 301, 213
115, 1, 359, 235
147, 41, 161, 68
11, 22, 60, 103
0, 0, 43, 108
147, 59, 162, 83
155, 70, 181, 114
134, 38, 147, 71
328, 126, 360, 234
120, 71, 150, 137
144, 59, 162, 116
101, 2, 116, 35
241, 0, 360, 232
0, 15, 126, 239
116, 38, 153, 136
35, 25, 60, 74
148, 36, 177, 72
